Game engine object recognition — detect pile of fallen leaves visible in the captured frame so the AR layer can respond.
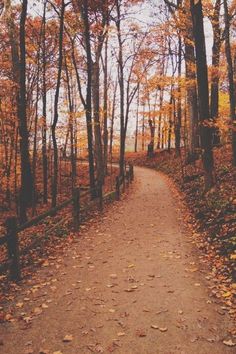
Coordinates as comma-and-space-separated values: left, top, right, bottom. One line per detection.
125, 144, 236, 321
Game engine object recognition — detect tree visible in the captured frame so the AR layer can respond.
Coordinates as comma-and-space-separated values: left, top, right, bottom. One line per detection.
223, 0, 236, 166
190, 0, 215, 189
51, 0, 66, 207
4, 0, 34, 222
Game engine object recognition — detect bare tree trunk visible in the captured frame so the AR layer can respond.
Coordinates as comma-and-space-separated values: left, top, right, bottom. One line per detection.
134, 85, 140, 152
42, 0, 48, 204
109, 81, 117, 156
210, 0, 221, 146
142, 102, 145, 151
92, 58, 104, 185
190, 0, 215, 190
79, 0, 96, 197
168, 95, 173, 153
18, 0, 34, 223
184, 4, 199, 156
223, 0, 236, 166
147, 118, 155, 156
115, 0, 125, 177
51, 0, 65, 207
103, 35, 109, 175
65, 56, 76, 192
157, 88, 163, 149
175, 35, 182, 155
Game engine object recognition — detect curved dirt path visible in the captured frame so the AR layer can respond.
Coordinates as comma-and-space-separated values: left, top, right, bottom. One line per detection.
1, 167, 235, 354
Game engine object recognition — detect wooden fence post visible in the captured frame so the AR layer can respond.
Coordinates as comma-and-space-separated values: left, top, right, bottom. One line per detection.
98, 183, 103, 211
116, 176, 120, 200
129, 164, 134, 182
126, 169, 130, 187
73, 187, 80, 230
6, 217, 21, 281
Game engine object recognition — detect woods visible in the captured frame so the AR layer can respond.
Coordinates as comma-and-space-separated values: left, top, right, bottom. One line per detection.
0, 1, 236, 351
0, 0, 235, 222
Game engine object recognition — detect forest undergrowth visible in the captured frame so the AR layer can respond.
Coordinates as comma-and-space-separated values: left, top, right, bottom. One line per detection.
0, 163, 118, 304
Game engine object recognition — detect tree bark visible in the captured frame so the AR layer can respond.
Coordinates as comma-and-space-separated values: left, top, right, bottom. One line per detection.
42, 0, 48, 204
79, 0, 96, 197
190, 0, 215, 190
115, 0, 125, 177
51, 0, 65, 207
223, 0, 236, 166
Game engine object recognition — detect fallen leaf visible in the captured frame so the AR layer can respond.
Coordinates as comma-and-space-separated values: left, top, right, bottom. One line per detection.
33, 307, 42, 315
223, 339, 236, 347
222, 292, 231, 298
117, 332, 125, 337
41, 303, 49, 309
136, 329, 146, 337
151, 325, 159, 329
159, 327, 168, 332
109, 274, 117, 279
16, 302, 24, 308
63, 334, 73, 342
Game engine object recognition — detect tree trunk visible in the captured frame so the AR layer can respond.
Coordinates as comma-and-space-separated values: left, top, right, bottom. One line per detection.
51, 0, 65, 207
223, 0, 236, 166
210, 0, 221, 146
65, 56, 76, 192
103, 35, 109, 175
80, 0, 96, 197
183, 1, 199, 156
175, 35, 182, 155
116, 0, 125, 177
109, 81, 117, 156
134, 85, 140, 152
92, 58, 104, 185
17, 0, 34, 222
42, 0, 48, 204
190, 0, 215, 190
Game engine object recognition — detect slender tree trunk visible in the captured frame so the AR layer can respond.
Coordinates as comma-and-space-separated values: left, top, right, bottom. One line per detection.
157, 88, 164, 149
18, 0, 34, 222
32, 77, 39, 215
116, 0, 125, 177
142, 102, 145, 151
109, 81, 117, 156
42, 0, 48, 204
190, 0, 215, 190
168, 94, 173, 153
80, 0, 96, 197
210, 0, 221, 146
51, 0, 65, 207
223, 0, 236, 166
65, 56, 76, 192
92, 58, 104, 185
210, 0, 221, 120
134, 85, 140, 152
103, 35, 109, 175
181, 0, 199, 156
175, 35, 182, 155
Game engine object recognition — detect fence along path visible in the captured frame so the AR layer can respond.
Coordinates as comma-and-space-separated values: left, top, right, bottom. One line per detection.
0, 163, 134, 281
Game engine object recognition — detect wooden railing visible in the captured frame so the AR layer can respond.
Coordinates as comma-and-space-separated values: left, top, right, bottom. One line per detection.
0, 163, 134, 281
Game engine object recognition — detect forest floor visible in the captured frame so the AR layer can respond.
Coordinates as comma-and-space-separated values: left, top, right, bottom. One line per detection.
0, 162, 118, 291
0, 166, 235, 353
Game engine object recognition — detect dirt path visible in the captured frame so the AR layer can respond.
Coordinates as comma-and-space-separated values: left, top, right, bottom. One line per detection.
1, 167, 235, 354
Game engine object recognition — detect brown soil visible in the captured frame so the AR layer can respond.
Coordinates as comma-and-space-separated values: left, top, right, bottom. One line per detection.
0, 166, 235, 354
